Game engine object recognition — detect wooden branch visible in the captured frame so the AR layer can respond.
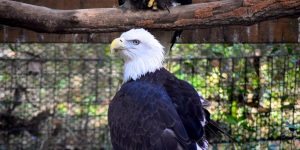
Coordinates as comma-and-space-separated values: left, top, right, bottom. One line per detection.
0, 0, 299, 33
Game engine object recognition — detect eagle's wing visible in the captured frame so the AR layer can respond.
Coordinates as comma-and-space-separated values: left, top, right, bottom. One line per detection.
108, 81, 196, 150
164, 77, 212, 146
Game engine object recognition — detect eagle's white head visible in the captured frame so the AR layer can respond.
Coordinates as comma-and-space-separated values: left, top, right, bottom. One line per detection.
110, 28, 165, 82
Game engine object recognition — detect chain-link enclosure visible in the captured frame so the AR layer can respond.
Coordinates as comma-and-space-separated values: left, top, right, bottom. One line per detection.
0, 44, 299, 150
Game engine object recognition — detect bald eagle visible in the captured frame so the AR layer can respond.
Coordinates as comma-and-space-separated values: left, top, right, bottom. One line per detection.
119, 0, 192, 10
108, 29, 223, 150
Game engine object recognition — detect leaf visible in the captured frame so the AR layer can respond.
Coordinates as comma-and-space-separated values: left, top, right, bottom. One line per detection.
287, 47, 293, 54
226, 115, 238, 124
231, 100, 238, 118
56, 103, 68, 114
270, 47, 279, 54
57, 79, 68, 89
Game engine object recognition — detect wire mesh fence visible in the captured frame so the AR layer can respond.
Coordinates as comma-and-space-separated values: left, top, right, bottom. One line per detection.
0, 44, 299, 149
167, 55, 300, 149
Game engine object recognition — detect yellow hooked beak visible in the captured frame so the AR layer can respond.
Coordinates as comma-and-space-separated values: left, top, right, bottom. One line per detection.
110, 38, 125, 54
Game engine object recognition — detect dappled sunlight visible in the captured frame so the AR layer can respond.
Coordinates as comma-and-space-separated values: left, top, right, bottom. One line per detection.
0, 43, 299, 149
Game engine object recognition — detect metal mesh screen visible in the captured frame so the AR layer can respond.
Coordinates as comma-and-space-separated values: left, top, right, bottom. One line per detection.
0, 44, 299, 149
167, 55, 300, 149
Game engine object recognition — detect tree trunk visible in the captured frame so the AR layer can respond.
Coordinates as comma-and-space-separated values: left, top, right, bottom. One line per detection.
0, 0, 299, 33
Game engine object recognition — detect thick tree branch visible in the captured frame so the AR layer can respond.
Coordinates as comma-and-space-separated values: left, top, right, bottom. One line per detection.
0, 0, 299, 33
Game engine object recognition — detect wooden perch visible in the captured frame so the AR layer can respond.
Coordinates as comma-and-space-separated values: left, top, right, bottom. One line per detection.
0, 0, 299, 33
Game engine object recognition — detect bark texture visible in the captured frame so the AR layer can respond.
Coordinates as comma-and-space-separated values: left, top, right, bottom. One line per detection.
0, 0, 299, 33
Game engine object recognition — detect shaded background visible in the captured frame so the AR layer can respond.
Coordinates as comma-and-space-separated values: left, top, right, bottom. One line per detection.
0, 0, 299, 149
0, 43, 299, 149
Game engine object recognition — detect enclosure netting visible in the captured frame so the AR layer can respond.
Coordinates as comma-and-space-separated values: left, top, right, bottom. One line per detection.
0, 44, 299, 150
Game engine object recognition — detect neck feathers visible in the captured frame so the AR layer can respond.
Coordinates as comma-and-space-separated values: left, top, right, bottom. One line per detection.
123, 54, 164, 82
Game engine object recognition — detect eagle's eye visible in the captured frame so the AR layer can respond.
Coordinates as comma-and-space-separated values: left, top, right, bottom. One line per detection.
131, 40, 140, 45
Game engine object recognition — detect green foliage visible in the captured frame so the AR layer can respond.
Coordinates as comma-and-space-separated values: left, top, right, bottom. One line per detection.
169, 44, 300, 146
0, 43, 299, 149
